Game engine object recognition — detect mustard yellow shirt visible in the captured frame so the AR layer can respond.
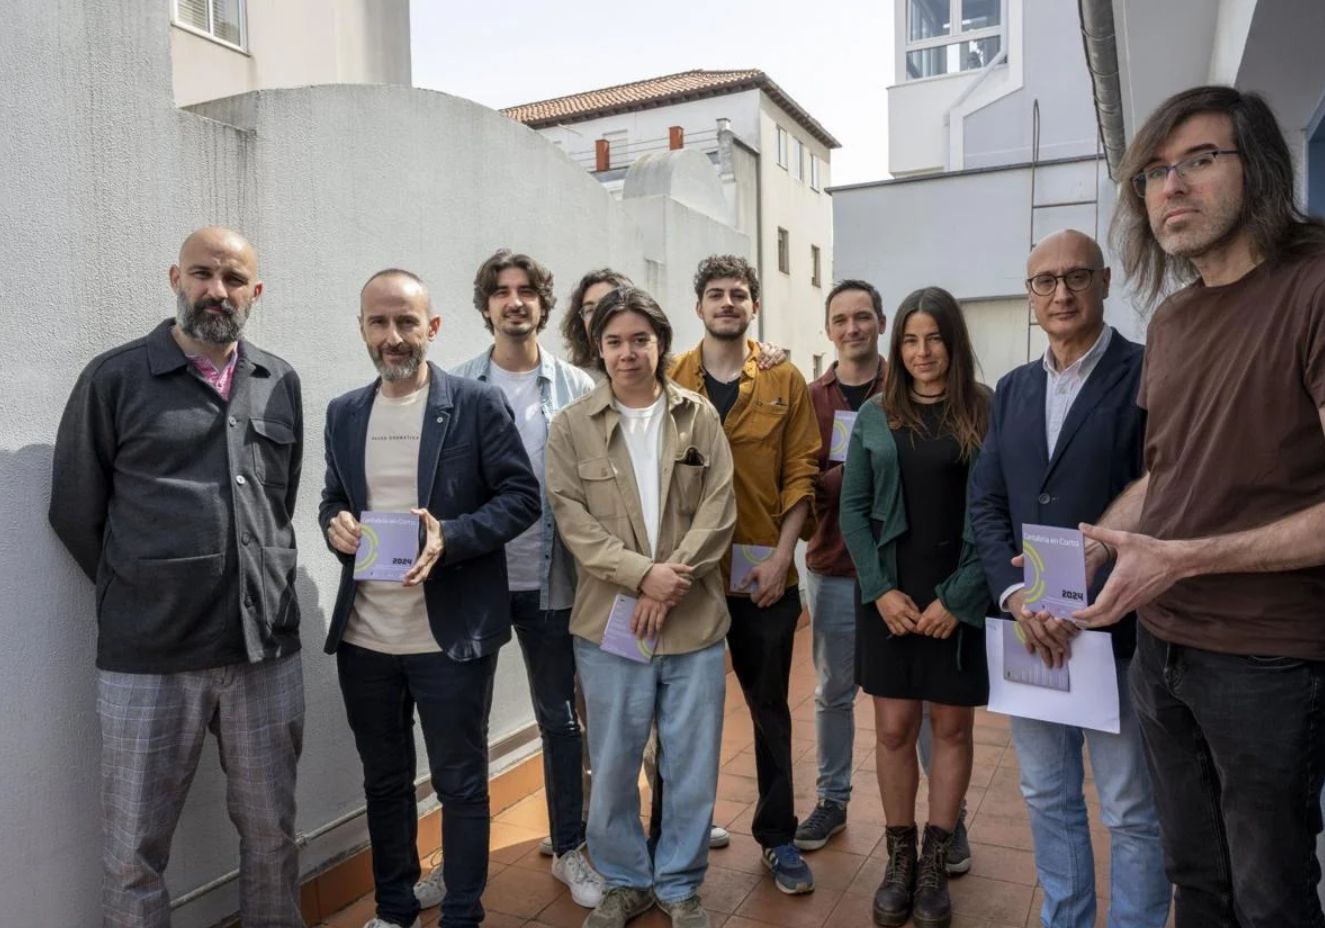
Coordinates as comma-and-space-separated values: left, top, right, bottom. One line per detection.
670, 341, 821, 591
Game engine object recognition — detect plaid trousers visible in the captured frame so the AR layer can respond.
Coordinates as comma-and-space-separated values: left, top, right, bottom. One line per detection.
97, 653, 305, 928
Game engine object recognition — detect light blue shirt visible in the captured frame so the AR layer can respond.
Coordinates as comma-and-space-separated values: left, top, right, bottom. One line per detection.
1043, 325, 1113, 456
451, 345, 595, 611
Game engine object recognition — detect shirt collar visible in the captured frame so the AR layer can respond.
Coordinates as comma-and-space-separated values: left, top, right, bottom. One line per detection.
1043, 325, 1112, 379
477, 342, 552, 383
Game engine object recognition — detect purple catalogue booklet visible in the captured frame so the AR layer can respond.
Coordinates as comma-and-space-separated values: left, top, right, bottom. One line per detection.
600, 594, 657, 663
1020, 524, 1089, 621
353, 511, 421, 582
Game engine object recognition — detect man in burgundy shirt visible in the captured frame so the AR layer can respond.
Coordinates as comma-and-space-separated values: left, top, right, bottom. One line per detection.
1078, 86, 1325, 927
795, 283, 913, 845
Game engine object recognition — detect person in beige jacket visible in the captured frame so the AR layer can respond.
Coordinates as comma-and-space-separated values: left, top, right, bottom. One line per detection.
546, 286, 735, 928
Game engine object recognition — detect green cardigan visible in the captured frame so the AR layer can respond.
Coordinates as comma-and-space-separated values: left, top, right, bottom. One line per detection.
838, 399, 988, 629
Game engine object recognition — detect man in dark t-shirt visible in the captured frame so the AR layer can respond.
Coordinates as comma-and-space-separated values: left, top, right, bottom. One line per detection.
1076, 86, 1325, 927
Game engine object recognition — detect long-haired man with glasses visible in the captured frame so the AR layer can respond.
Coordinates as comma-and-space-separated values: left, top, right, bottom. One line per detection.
969, 229, 1169, 928
1072, 86, 1325, 927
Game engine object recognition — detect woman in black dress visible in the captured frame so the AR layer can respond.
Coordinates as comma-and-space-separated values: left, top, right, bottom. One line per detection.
840, 287, 991, 928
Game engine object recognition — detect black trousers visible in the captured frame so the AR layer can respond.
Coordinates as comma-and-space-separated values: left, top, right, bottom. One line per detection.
337, 642, 497, 928
1131, 624, 1325, 928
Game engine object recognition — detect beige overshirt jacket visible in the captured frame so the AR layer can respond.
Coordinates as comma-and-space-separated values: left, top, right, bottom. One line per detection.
546, 379, 737, 655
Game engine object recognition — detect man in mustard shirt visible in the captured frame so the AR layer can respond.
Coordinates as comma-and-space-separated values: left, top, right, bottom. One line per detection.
670, 254, 821, 894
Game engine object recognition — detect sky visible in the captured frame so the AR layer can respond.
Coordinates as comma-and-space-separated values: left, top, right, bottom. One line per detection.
409, 0, 895, 187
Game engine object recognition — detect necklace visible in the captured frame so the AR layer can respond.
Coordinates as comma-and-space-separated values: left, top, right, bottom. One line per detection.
910, 388, 946, 400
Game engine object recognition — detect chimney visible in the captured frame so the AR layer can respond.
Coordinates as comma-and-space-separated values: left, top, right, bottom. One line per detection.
595, 139, 610, 171
668, 126, 684, 150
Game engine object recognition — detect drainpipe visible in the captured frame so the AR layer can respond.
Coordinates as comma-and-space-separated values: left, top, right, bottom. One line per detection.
1079, 0, 1126, 178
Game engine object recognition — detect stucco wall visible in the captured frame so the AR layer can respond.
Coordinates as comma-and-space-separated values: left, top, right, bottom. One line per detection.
0, 3, 744, 924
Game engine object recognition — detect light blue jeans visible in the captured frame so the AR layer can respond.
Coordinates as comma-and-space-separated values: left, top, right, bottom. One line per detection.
1009, 658, 1169, 928
806, 571, 858, 806
574, 637, 726, 904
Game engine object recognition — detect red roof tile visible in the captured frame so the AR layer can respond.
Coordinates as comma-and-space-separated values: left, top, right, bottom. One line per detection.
501, 68, 840, 149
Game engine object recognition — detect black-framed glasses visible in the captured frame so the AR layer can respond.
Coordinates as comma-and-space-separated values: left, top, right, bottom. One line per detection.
1130, 149, 1239, 198
1026, 267, 1102, 296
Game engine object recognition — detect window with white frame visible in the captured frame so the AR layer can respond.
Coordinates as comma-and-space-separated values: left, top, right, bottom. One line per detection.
811, 245, 822, 287
810, 154, 821, 191
776, 126, 789, 169
792, 138, 805, 182
904, 0, 1002, 81
777, 228, 790, 274
174, 0, 247, 51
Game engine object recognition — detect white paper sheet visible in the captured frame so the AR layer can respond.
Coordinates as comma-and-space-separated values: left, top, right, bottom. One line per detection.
985, 617, 1120, 734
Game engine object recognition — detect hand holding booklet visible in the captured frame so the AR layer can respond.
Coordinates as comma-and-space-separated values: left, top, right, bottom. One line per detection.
730, 544, 776, 594
1021, 523, 1089, 621
353, 511, 422, 582
600, 594, 657, 664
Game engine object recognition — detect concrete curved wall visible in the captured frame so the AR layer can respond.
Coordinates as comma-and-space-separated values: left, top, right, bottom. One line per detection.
0, 3, 743, 924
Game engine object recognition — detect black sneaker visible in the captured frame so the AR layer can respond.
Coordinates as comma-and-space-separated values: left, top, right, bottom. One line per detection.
793, 801, 847, 851
946, 807, 971, 875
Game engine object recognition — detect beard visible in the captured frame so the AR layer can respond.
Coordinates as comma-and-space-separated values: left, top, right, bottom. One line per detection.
703, 316, 749, 341
1151, 195, 1242, 261
369, 341, 427, 382
176, 290, 249, 345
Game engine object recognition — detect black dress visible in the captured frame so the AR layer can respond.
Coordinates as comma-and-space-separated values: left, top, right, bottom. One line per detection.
855, 401, 989, 705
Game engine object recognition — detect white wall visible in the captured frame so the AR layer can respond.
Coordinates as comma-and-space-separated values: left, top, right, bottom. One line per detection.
0, 3, 744, 924
170, 0, 412, 106
831, 158, 1146, 380
961, 0, 1098, 169
756, 96, 836, 377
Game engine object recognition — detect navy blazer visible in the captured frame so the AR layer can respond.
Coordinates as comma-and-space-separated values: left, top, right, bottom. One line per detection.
968, 331, 1146, 659
318, 362, 541, 660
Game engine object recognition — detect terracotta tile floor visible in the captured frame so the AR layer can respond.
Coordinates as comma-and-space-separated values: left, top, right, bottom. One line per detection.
317, 624, 1165, 928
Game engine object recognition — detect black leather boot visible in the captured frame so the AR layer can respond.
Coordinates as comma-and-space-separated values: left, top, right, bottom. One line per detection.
872, 824, 917, 926
913, 823, 953, 928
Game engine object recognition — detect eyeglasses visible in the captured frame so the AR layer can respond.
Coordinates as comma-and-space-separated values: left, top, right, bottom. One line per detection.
1026, 267, 1103, 297
1130, 149, 1239, 198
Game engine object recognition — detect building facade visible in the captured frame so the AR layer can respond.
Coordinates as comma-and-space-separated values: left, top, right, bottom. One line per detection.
169, 0, 412, 106
833, 0, 1116, 387
504, 70, 840, 377
835, 0, 1325, 389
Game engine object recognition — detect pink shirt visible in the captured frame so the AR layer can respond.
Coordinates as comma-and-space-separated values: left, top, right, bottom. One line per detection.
186, 347, 239, 401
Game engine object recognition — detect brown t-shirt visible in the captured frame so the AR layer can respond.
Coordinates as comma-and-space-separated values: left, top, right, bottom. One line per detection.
1137, 252, 1325, 659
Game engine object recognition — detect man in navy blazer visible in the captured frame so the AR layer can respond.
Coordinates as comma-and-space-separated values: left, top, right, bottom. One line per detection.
968, 231, 1169, 928
319, 268, 540, 928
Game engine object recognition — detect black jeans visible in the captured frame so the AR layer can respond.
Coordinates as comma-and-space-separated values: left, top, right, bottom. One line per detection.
509, 590, 585, 854
727, 591, 802, 848
1130, 624, 1325, 928
337, 642, 497, 928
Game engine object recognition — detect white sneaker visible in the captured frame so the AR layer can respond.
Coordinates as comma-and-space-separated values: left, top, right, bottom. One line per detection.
363, 918, 420, 928
552, 845, 606, 908
709, 825, 730, 849
412, 863, 445, 909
